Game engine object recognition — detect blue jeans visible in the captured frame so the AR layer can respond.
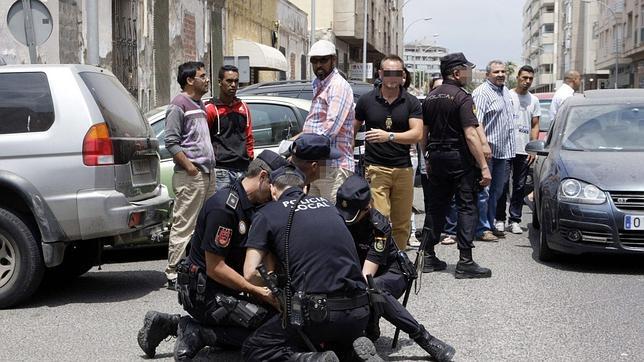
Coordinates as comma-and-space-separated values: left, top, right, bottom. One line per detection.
476, 158, 510, 236
214, 168, 244, 190
444, 197, 457, 235
496, 154, 530, 223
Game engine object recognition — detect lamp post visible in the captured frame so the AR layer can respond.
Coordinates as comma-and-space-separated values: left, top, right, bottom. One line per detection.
404, 17, 432, 39
583, 0, 619, 89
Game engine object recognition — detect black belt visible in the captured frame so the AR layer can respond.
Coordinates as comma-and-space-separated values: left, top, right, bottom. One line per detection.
325, 292, 369, 311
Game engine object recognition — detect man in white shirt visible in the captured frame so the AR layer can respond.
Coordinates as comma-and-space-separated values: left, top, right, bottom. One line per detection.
496, 65, 541, 234
549, 70, 581, 121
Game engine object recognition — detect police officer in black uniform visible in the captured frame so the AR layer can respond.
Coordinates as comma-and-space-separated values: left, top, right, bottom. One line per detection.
242, 165, 377, 362
420, 53, 493, 279
288, 133, 340, 185
336, 175, 456, 362
137, 150, 287, 360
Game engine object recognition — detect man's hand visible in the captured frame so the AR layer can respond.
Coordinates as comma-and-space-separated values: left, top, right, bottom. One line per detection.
253, 286, 280, 311
186, 165, 199, 177
482, 143, 492, 160
479, 166, 492, 187
365, 129, 389, 143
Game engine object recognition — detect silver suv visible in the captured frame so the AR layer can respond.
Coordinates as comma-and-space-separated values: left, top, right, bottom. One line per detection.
0, 65, 172, 307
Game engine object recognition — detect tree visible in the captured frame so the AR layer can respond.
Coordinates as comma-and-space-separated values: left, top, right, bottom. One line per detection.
505, 60, 517, 89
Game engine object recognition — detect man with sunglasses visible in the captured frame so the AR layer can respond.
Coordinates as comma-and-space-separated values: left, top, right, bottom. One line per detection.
354, 55, 423, 251
302, 39, 356, 204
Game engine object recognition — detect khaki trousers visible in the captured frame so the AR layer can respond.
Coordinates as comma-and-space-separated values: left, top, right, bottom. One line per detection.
366, 165, 414, 250
165, 170, 216, 280
308, 166, 353, 204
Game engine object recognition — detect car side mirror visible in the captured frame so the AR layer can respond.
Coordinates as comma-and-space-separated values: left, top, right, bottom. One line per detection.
525, 140, 548, 156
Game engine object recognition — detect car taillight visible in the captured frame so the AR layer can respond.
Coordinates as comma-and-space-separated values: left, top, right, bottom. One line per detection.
83, 123, 114, 166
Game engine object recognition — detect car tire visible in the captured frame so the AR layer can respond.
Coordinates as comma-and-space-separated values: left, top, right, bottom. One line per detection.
537, 208, 555, 262
0, 207, 45, 308
532, 202, 540, 230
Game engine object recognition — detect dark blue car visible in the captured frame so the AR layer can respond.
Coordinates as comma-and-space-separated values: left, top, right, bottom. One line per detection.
527, 89, 644, 261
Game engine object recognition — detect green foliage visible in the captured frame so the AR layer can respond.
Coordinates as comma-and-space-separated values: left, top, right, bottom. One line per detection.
505, 60, 517, 89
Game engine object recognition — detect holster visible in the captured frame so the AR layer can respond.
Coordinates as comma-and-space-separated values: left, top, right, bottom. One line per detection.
176, 262, 193, 309
213, 293, 268, 329
366, 275, 386, 318
396, 250, 418, 284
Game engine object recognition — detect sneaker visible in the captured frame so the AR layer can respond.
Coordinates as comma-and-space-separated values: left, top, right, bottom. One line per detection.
494, 221, 505, 232
509, 222, 523, 234
478, 230, 498, 242
408, 235, 421, 247
352, 337, 384, 361
440, 235, 456, 245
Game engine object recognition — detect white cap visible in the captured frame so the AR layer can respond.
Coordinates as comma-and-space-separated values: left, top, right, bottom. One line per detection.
308, 40, 336, 57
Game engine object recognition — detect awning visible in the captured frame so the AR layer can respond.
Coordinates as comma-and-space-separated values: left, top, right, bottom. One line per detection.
233, 40, 288, 72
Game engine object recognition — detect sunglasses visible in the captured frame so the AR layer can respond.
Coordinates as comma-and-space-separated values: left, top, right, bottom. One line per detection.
382, 70, 404, 77
310, 56, 331, 64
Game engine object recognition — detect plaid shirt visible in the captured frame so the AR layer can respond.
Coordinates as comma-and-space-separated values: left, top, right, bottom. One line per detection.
303, 68, 355, 171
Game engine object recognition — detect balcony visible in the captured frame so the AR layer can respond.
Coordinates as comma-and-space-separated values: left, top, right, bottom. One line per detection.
537, 73, 554, 85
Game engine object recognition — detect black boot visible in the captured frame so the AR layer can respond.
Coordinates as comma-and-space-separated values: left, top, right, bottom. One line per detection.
351, 336, 384, 362
290, 351, 340, 362
173, 316, 205, 361
422, 249, 447, 273
412, 325, 456, 362
137, 310, 180, 358
455, 249, 491, 279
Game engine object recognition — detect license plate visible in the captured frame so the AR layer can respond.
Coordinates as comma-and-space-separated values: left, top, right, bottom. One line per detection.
131, 159, 151, 175
624, 215, 644, 230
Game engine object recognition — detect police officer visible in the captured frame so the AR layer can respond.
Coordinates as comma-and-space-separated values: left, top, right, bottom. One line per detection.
288, 133, 340, 186
242, 165, 378, 362
336, 175, 456, 362
137, 150, 287, 360
420, 53, 492, 279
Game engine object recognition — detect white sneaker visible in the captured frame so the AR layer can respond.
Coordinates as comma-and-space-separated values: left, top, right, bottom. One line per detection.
494, 221, 505, 232
509, 222, 523, 234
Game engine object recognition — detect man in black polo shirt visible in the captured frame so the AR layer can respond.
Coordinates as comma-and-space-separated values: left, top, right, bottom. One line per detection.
420, 52, 492, 279
354, 54, 423, 251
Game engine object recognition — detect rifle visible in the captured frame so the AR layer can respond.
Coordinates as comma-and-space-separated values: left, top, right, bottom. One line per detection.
391, 226, 432, 349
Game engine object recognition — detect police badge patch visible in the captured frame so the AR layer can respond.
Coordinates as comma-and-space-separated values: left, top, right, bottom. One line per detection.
374, 237, 386, 252
226, 192, 239, 209
238, 220, 247, 235
215, 226, 232, 247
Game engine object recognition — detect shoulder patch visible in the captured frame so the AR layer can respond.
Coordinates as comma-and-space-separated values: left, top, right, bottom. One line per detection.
226, 192, 239, 209
374, 237, 386, 253
215, 226, 233, 247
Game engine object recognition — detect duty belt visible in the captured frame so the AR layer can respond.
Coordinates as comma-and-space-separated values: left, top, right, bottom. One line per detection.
428, 142, 461, 151
324, 292, 369, 311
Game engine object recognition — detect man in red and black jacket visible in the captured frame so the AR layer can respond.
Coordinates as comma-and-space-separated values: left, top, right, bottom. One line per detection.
206, 65, 255, 189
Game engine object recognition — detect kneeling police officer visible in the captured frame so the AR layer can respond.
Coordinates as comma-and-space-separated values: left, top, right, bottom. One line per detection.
336, 175, 456, 362
242, 165, 378, 362
137, 150, 287, 359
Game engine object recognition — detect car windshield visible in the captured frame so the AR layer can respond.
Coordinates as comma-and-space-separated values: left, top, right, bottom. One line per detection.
561, 104, 644, 151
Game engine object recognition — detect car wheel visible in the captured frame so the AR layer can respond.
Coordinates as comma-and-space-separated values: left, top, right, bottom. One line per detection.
537, 208, 555, 262
0, 207, 45, 308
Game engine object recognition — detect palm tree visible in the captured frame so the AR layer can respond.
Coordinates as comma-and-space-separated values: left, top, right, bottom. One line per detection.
505, 60, 517, 89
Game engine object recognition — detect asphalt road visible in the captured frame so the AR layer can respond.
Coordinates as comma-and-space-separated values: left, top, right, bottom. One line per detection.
2, 202, 644, 361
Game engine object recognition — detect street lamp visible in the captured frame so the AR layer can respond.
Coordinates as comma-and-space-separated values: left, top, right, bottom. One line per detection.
404, 17, 432, 38
582, 0, 619, 89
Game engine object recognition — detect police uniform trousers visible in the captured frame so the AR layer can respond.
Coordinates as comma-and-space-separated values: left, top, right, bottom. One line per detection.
424, 150, 479, 250
177, 268, 261, 349
374, 270, 424, 337
241, 305, 370, 361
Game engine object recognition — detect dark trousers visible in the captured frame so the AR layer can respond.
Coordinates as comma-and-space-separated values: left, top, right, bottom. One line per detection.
375, 271, 422, 336
423, 150, 479, 250
496, 154, 530, 223
241, 306, 370, 361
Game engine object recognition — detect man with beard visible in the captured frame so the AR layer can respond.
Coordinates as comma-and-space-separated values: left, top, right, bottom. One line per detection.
302, 39, 355, 204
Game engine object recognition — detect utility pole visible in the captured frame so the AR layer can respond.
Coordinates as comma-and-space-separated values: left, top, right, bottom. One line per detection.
362, 0, 368, 81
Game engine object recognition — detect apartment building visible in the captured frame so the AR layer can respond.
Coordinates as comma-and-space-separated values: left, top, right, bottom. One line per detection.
522, 0, 556, 92
403, 43, 447, 94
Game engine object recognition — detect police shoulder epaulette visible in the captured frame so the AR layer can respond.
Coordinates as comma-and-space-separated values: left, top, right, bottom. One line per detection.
459, 87, 471, 95
225, 190, 239, 210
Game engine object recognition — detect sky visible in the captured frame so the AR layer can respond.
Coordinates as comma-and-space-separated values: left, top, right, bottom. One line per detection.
403, 0, 524, 70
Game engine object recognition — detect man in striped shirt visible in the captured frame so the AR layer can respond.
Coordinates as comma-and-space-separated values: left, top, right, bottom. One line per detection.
302, 39, 355, 203
472, 60, 516, 241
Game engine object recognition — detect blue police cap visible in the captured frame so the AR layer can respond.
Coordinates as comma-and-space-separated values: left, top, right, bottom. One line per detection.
256, 150, 288, 171
336, 175, 371, 223
290, 133, 341, 161
269, 164, 306, 184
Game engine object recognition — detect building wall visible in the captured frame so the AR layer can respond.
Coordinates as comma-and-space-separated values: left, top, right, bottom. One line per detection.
522, 0, 556, 92
277, 0, 308, 80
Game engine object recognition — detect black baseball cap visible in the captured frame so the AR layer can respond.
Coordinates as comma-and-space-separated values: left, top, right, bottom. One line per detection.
290, 133, 341, 160
336, 175, 371, 223
269, 164, 305, 184
439, 52, 475, 74
256, 150, 288, 171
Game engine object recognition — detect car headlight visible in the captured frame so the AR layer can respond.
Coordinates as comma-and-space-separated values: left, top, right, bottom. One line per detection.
558, 179, 606, 204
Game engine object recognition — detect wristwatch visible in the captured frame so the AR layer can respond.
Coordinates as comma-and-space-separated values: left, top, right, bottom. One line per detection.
388, 132, 395, 142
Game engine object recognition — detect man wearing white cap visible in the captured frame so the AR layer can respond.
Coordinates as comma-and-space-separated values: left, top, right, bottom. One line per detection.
302, 39, 356, 204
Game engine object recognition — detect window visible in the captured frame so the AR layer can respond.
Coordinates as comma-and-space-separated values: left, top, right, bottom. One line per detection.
0, 72, 54, 134
247, 103, 301, 148
543, 23, 554, 33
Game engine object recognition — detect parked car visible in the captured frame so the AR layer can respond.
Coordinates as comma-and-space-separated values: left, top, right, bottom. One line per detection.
237, 79, 373, 103
527, 89, 644, 261
147, 95, 311, 196
0, 65, 172, 307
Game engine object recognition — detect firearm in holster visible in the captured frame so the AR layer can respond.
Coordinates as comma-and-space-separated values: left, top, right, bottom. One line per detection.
210, 293, 268, 329
392, 226, 432, 349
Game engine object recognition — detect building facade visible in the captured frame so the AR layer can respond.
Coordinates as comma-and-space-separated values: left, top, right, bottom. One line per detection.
522, 0, 557, 92
403, 43, 446, 94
